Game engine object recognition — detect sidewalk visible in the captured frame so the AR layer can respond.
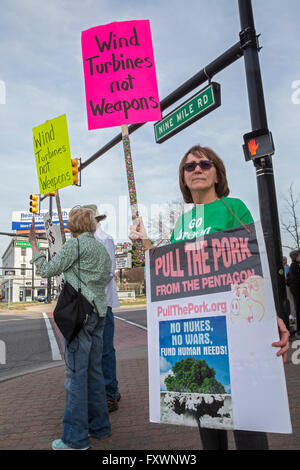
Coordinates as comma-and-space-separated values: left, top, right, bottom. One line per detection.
0, 310, 299, 450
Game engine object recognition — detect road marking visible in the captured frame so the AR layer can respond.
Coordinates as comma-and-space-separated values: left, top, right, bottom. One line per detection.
0, 340, 6, 364
114, 315, 147, 331
42, 312, 62, 361
0, 315, 41, 322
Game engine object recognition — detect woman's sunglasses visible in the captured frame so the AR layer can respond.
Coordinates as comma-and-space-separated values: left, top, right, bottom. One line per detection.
183, 160, 213, 172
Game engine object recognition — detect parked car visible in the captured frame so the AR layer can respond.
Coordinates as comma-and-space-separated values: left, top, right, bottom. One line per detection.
37, 295, 47, 302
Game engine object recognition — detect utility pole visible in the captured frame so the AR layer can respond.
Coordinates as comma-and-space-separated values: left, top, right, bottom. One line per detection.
31, 258, 35, 301
238, 0, 289, 327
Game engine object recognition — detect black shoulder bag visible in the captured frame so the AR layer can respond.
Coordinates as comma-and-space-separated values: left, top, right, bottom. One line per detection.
53, 238, 94, 344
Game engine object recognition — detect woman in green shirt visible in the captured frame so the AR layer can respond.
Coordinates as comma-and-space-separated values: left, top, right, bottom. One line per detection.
29, 206, 112, 450
130, 144, 289, 450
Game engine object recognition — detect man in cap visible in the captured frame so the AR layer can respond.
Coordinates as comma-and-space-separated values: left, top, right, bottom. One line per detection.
288, 249, 300, 336
83, 204, 121, 411
283, 255, 296, 330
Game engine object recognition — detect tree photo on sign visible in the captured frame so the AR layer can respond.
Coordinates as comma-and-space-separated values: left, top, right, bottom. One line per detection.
159, 316, 232, 429
162, 358, 231, 431
164, 358, 225, 394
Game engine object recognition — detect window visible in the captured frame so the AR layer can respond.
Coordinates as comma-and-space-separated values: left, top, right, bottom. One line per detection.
21, 264, 26, 275
21, 247, 26, 256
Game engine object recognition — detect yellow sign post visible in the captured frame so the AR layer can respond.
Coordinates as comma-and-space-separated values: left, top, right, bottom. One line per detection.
32, 114, 73, 193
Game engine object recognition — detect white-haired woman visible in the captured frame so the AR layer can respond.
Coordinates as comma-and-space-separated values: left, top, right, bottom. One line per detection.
29, 206, 111, 450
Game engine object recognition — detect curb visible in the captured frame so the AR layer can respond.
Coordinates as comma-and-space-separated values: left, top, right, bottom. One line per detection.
0, 361, 65, 384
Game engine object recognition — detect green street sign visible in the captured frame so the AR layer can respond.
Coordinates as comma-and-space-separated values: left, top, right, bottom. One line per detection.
154, 82, 221, 143
14, 240, 39, 248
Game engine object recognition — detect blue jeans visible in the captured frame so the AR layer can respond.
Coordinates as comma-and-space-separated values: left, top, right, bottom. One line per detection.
102, 307, 118, 400
62, 311, 111, 449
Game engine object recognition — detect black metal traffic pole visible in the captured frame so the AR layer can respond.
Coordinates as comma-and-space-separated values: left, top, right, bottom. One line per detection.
238, 0, 289, 328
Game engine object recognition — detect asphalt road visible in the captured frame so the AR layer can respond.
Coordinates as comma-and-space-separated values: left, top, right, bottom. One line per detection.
0, 311, 63, 382
114, 306, 147, 329
0, 306, 147, 382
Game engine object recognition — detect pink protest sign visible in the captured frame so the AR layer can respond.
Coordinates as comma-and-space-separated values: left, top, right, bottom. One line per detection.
81, 20, 162, 129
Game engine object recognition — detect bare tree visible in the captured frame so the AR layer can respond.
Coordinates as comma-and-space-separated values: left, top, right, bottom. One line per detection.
281, 183, 300, 250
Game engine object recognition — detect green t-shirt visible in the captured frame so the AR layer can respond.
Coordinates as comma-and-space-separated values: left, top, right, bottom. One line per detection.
170, 196, 253, 243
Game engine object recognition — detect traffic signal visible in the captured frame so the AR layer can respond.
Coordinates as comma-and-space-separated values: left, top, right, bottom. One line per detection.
72, 158, 79, 185
243, 128, 275, 161
29, 194, 39, 214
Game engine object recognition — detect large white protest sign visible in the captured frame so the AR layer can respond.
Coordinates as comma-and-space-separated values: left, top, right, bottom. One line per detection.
146, 221, 292, 433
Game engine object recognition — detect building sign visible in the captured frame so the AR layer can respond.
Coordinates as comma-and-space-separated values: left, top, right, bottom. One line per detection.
116, 253, 132, 269
40, 280, 54, 286
4, 270, 15, 276
115, 242, 132, 255
12, 209, 71, 231
146, 222, 291, 433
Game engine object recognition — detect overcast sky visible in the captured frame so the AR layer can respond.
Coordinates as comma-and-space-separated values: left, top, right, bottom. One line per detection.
0, 0, 299, 260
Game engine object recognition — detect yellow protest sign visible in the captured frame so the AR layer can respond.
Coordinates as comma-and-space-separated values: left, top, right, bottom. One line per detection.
32, 114, 73, 193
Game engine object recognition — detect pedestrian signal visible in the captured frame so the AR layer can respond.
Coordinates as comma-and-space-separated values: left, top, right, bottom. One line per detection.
29, 194, 39, 214
72, 158, 79, 185
243, 129, 275, 161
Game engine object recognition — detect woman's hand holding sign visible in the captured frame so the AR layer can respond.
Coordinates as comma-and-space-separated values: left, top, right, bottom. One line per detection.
129, 216, 153, 251
29, 217, 39, 254
273, 317, 290, 363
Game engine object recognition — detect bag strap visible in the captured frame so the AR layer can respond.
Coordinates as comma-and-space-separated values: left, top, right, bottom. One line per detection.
73, 238, 89, 291
75, 238, 97, 313
219, 198, 252, 234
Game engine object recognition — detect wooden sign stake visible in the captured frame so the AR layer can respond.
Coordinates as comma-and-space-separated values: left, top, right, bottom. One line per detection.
121, 124, 144, 264
55, 189, 66, 244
